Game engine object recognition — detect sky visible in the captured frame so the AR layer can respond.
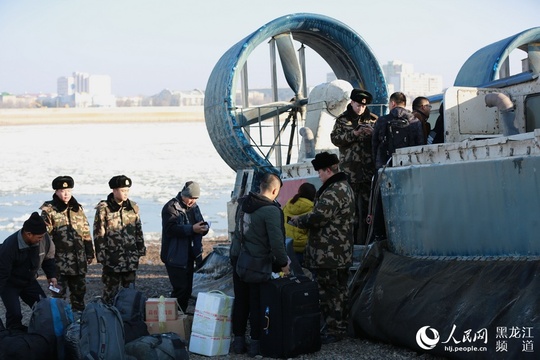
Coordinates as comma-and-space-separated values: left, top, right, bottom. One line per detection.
0, 0, 538, 96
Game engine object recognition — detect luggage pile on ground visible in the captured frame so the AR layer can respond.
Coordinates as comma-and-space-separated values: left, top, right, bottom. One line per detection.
0, 288, 191, 360
0, 258, 323, 359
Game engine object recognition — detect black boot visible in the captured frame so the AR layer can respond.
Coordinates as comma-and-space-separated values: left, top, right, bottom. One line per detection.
233, 336, 246, 354
248, 339, 260, 357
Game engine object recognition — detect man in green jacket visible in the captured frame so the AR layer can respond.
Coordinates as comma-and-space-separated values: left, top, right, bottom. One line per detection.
230, 172, 290, 357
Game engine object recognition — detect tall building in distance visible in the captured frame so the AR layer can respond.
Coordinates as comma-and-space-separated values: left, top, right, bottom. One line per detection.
323, 61, 442, 108
57, 72, 115, 107
382, 60, 443, 104
57, 76, 75, 96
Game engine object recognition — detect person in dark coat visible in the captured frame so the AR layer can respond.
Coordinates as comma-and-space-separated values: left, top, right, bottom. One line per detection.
412, 96, 432, 144
161, 181, 208, 313
372, 92, 424, 169
0, 212, 57, 330
229, 172, 290, 357
371, 92, 425, 240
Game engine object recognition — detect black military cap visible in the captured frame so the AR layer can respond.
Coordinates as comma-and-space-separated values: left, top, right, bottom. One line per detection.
108, 175, 132, 189
350, 89, 373, 105
52, 176, 74, 190
311, 151, 339, 171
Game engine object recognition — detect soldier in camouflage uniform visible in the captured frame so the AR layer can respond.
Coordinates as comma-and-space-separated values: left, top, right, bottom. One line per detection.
40, 176, 94, 312
291, 152, 355, 344
93, 175, 146, 303
330, 89, 377, 245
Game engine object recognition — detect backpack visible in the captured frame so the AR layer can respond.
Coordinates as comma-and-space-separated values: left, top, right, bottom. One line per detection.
124, 332, 189, 360
384, 118, 411, 156
113, 285, 150, 343
28, 297, 74, 360
113, 284, 147, 322
79, 297, 126, 360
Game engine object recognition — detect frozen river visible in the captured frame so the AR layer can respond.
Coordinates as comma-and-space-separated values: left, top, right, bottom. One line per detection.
0, 121, 236, 242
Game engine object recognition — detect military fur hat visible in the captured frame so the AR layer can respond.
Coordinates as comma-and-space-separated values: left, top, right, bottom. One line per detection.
52, 176, 74, 190
23, 212, 47, 234
108, 175, 132, 189
350, 89, 373, 105
311, 151, 339, 171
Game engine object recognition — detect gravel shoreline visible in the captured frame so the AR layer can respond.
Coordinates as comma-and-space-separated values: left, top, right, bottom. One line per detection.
0, 240, 446, 359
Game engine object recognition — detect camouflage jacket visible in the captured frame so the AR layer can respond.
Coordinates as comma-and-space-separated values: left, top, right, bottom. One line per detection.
93, 193, 146, 272
296, 172, 355, 269
330, 104, 377, 185
40, 195, 94, 275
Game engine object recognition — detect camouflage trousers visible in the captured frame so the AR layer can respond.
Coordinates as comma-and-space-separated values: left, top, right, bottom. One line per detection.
101, 270, 136, 304
52, 274, 87, 311
312, 267, 350, 336
350, 181, 372, 245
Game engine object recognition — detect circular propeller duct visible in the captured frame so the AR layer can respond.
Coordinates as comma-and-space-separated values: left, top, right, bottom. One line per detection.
204, 13, 387, 173
454, 27, 540, 87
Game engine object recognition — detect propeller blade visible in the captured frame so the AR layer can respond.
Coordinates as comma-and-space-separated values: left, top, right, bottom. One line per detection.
275, 33, 303, 97
237, 101, 293, 126
237, 98, 309, 127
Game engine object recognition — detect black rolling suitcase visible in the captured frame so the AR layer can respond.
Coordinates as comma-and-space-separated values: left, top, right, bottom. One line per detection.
260, 275, 321, 358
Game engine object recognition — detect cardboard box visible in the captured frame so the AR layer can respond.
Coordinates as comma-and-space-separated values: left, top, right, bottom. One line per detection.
145, 297, 178, 321
192, 309, 232, 337
189, 332, 231, 356
145, 314, 193, 342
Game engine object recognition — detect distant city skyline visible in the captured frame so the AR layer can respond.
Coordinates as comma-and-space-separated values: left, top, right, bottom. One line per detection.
0, 59, 443, 109
0, 0, 538, 96
18, 58, 445, 97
